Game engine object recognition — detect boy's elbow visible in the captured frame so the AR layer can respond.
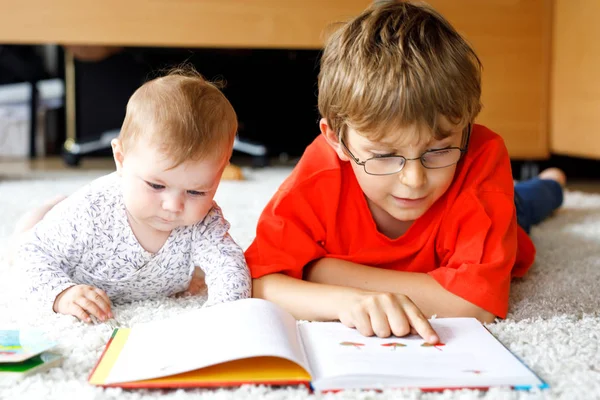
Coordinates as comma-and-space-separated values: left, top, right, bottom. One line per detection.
476, 309, 497, 324
251, 277, 263, 299
454, 302, 496, 323
251, 274, 277, 299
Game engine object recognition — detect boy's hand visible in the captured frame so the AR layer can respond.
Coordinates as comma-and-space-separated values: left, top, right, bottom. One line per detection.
339, 291, 439, 344
53, 285, 112, 323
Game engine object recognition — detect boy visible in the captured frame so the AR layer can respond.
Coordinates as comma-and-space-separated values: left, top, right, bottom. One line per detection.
245, 1, 564, 342
17, 68, 251, 323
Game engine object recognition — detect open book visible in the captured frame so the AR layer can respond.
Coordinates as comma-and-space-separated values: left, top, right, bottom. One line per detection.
89, 298, 547, 392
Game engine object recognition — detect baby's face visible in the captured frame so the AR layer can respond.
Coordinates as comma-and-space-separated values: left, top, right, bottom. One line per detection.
117, 140, 228, 233
342, 119, 464, 230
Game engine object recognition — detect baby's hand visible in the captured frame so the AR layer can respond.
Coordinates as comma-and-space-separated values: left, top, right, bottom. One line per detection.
182, 266, 207, 296
53, 285, 112, 323
338, 291, 439, 344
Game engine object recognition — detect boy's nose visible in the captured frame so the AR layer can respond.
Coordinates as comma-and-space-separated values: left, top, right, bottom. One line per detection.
398, 159, 426, 189
162, 193, 184, 213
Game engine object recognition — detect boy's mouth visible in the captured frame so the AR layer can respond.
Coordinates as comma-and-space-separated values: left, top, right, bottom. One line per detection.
392, 195, 427, 207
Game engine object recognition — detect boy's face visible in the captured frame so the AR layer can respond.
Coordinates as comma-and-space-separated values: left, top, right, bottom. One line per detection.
323, 118, 464, 231
112, 138, 228, 234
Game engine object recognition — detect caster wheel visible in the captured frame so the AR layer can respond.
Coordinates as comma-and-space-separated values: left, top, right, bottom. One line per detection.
63, 152, 81, 167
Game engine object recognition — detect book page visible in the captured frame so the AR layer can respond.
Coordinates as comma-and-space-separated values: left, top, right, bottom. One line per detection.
0, 330, 57, 363
104, 299, 310, 384
299, 318, 544, 391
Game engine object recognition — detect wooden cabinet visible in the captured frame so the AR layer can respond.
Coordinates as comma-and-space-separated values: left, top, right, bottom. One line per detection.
5, 0, 597, 160
550, 0, 600, 159
428, 0, 553, 160
0, 0, 369, 49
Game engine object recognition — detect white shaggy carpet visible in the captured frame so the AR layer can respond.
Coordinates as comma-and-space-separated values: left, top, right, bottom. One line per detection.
0, 167, 599, 400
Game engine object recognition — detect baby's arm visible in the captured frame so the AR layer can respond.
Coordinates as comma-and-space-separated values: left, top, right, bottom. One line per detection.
192, 205, 251, 306
20, 224, 83, 309
305, 259, 495, 322
18, 195, 112, 322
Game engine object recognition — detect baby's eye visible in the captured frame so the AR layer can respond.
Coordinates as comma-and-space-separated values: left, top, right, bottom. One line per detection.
145, 181, 165, 190
187, 190, 206, 197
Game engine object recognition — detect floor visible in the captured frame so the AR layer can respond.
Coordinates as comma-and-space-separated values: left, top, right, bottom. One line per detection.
0, 156, 115, 174
2, 157, 600, 400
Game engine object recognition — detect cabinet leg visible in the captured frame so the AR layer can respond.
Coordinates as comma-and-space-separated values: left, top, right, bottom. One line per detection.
29, 80, 38, 158
62, 48, 78, 167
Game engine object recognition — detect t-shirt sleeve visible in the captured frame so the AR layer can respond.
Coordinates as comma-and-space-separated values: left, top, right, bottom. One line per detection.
245, 185, 328, 279
430, 190, 517, 318
430, 137, 518, 319
192, 204, 251, 306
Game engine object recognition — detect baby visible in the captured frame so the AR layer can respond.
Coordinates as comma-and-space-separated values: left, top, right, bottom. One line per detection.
17, 68, 251, 323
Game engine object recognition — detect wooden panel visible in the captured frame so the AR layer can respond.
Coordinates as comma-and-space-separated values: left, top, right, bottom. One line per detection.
0, 0, 551, 159
428, 0, 552, 159
550, 0, 600, 159
0, 0, 369, 49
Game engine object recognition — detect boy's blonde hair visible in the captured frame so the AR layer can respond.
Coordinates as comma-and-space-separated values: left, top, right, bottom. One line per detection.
319, 0, 482, 144
119, 67, 237, 167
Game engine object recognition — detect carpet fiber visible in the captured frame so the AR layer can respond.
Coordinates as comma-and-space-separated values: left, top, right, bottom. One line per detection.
1, 167, 599, 400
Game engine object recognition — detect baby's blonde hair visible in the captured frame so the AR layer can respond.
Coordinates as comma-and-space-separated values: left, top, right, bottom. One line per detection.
318, 0, 482, 143
119, 66, 237, 167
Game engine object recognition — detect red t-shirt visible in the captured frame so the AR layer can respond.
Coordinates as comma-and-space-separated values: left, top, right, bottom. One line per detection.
245, 124, 535, 318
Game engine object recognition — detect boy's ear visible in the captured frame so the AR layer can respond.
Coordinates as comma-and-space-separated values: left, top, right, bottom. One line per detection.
111, 138, 125, 175
320, 118, 350, 161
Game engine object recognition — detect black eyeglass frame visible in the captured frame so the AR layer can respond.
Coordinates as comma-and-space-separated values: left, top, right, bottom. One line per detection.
339, 123, 472, 176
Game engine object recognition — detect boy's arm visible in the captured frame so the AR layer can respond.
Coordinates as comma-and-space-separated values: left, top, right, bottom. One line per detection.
253, 272, 356, 321
193, 205, 252, 306
304, 259, 495, 323
253, 272, 439, 342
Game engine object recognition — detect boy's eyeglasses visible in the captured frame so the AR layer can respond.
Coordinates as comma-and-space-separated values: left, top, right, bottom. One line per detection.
339, 124, 471, 176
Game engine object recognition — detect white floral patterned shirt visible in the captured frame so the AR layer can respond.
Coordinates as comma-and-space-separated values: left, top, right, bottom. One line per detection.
18, 173, 251, 311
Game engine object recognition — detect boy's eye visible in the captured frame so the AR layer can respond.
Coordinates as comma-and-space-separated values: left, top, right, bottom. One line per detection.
145, 182, 165, 190
426, 146, 452, 153
372, 152, 396, 158
187, 190, 206, 197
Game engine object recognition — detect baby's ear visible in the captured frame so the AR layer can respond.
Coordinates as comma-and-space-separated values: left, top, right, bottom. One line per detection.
320, 118, 350, 161
111, 139, 125, 175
